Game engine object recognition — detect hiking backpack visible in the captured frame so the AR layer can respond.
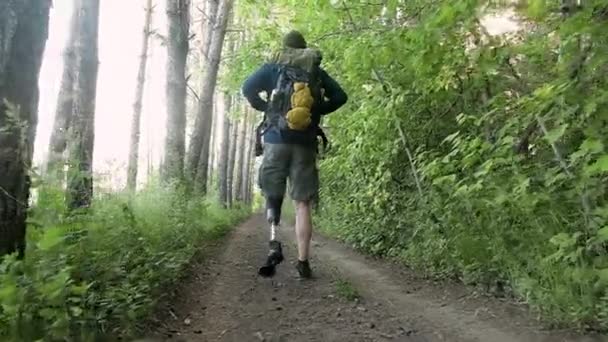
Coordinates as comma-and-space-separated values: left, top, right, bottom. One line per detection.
255, 48, 328, 155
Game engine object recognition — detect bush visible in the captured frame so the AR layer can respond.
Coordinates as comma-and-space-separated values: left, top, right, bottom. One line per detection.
0, 184, 249, 341
227, 0, 608, 330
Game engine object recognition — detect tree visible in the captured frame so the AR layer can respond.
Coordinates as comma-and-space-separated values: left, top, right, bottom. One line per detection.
226, 111, 238, 207
217, 93, 231, 206
233, 103, 248, 203
0, 0, 51, 256
162, 0, 190, 183
183, 0, 217, 190
127, 0, 154, 191
186, 0, 233, 193
47, 6, 79, 177
65, 0, 100, 210
241, 108, 254, 202
207, 97, 218, 189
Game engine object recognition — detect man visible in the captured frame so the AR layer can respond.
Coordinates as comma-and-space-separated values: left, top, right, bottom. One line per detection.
242, 30, 347, 278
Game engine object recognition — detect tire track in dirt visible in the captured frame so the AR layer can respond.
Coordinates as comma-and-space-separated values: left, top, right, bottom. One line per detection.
148, 214, 606, 342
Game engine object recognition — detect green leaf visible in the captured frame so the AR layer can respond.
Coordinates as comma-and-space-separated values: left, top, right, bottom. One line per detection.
38, 227, 65, 251
580, 138, 604, 154
585, 155, 608, 175
597, 226, 608, 242
543, 123, 568, 145
598, 268, 608, 284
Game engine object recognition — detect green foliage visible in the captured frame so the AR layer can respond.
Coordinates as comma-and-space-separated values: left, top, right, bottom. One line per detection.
335, 279, 360, 302
232, 0, 608, 330
0, 184, 249, 341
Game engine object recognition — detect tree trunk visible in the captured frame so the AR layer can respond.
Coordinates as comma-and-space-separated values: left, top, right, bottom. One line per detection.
227, 111, 238, 207
234, 104, 248, 203
200, 0, 217, 60
47, 6, 78, 177
207, 95, 218, 189
0, 0, 51, 257
242, 108, 254, 203
247, 139, 255, 204
217, 93, 231, 207
183, 0, 217, 189
239, 110, 248, 201
186, 0, 233, 194
162, 0, 190, 184
66, 0, 100, 210
127, 0, 154, 192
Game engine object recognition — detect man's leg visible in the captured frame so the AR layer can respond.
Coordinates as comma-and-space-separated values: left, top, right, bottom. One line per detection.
295, 200, 312, 261
258, 143, 290, 214
289, 144, 318, 278
257, 144, 290, 277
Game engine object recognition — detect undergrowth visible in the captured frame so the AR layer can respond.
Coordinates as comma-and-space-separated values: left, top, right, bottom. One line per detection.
0, 183, 249, 341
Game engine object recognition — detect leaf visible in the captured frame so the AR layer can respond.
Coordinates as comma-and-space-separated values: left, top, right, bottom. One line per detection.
543, 123, 568, 145
585, 155, 608, 175
597, 226, 608, 242
38, 228, 65, 251
580, 138, 603, 154
598, 268, 608, 285
549, 233, 573, 248
442, 131, 460, 145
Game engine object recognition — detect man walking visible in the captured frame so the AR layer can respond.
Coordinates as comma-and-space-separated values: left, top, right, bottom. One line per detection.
242, 30, 347, 278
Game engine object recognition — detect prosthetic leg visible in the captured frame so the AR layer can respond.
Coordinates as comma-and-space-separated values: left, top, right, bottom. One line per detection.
258, 196, 285, 277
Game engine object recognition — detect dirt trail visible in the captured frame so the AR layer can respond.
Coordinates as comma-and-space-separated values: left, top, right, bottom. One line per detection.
148, 215, 606, 342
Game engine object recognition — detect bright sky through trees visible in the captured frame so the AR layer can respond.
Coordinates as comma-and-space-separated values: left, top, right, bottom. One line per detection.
36, 0, 168, 189
34, 0, 518, 190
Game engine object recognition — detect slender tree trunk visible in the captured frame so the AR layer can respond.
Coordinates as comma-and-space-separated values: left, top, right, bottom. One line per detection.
186, 0, 233, 193
247, 139, 255, 204
162, 0, 190, 184
207, 96, 217, 189
234, 104, 248, 203
0, 0, 51, 257
127, 0, 154, 192
239, 110, 248, 200
243, 113, 254, 204
227, 111, 238, 207
200, 0, 217, 60
184, 0, 217, 188
47, 7, 78, 177
66, 0, 100, 210
217, 93, 231, 207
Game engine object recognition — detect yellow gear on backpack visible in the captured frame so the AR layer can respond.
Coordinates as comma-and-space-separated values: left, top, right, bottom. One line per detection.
286, 82, 314, 130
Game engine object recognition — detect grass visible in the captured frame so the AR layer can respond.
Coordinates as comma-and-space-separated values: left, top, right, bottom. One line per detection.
0, 183, 250, 341
335, 278, 360, 302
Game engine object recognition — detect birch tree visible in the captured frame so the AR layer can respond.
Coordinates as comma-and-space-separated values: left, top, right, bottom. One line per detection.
217, 92, 231, 206
127, 0, 154, 191
186, 0, 233, 193
162, 0, 190, 183
47, 6, 78, 177
65, 0, 100, 210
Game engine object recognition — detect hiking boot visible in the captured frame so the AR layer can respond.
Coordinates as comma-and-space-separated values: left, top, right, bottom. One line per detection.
296, 259, 312, 279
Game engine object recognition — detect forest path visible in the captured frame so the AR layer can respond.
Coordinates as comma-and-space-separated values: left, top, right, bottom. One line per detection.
148, 214, 605, 342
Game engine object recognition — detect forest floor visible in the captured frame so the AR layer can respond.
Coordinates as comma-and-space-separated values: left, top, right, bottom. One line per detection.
146, 214, 607, 342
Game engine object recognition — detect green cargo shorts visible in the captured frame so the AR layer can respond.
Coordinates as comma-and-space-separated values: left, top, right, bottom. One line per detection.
258, 143, 319, 202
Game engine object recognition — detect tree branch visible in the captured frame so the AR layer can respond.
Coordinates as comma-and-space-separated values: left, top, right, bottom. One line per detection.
187, 83, 200, 102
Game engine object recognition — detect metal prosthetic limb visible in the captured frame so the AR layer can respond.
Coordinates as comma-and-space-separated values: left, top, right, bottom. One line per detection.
258, 196, 285, 277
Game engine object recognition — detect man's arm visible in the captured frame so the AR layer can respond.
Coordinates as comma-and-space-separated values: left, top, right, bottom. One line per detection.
316, 69, 348, 115
242, 64, 273, 112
